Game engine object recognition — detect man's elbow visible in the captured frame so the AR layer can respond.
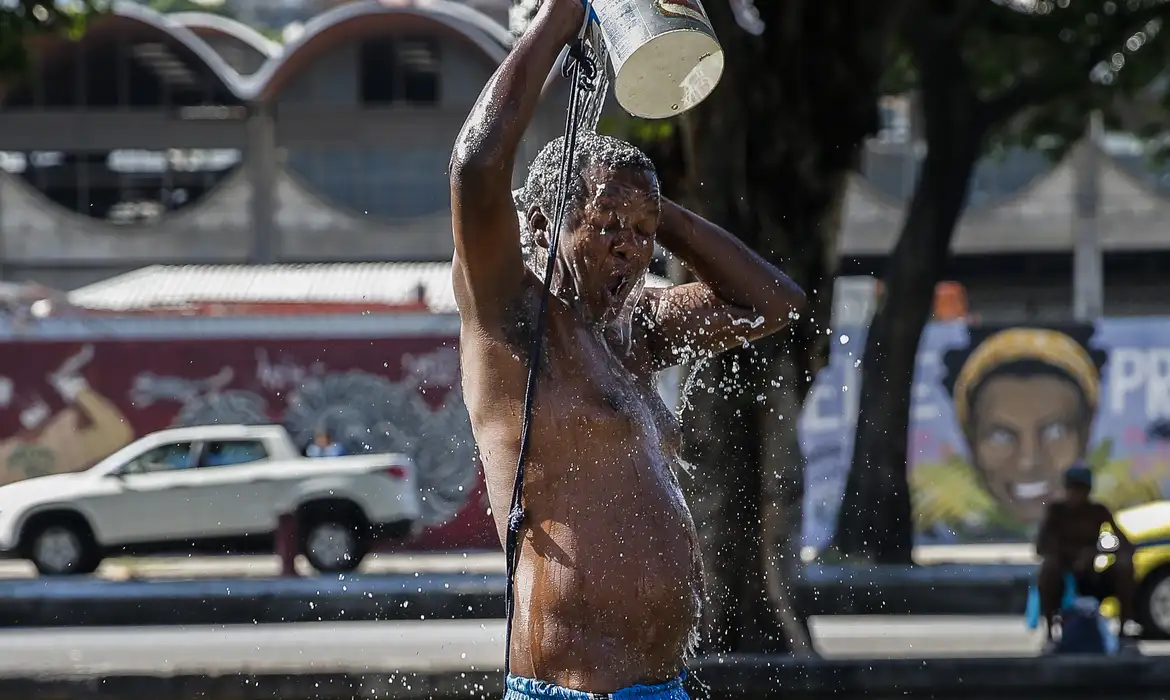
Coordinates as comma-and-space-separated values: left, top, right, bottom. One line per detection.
449, 137, 509, 185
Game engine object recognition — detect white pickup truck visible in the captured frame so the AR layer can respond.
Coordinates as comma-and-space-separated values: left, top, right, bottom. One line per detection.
0, 424, 421, 576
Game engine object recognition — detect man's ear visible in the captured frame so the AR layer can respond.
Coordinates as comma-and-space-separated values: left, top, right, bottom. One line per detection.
527, 206, 549, 249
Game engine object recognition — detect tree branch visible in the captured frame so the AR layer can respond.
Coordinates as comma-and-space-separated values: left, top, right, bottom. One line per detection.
981, 1, 1170, 124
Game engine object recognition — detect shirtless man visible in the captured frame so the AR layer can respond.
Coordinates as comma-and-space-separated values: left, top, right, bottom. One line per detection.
1037, 464, 1138, 648
450, 0, 805, 695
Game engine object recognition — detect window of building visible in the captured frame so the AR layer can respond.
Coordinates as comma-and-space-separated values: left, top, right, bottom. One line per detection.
2, 34, 237, 110
359, 37, 398, 105
358, 37, 440, 106
397, 40, 440, 104
1, 148, 241, 225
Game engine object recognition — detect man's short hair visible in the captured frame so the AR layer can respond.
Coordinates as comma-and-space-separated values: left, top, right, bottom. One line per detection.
515, 134, 656, 260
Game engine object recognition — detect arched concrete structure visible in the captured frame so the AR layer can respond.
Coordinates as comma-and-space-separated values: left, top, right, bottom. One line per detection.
0, 0, 574, 290
170, 12, 282, 75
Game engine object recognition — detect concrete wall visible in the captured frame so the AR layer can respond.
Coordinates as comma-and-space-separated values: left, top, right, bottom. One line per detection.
0, 4, 569, 289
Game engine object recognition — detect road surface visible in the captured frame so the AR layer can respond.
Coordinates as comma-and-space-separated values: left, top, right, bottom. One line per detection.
0, 544, 1039, 582
0, 617, 1164, 675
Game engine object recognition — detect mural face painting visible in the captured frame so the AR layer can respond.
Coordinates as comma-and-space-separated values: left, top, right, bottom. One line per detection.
801, 321, 1170, 548
944, 327, 1106, 529
0, 337, 493, 551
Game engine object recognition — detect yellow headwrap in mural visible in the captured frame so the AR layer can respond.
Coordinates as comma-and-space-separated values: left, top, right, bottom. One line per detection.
952, 328, 1101, 429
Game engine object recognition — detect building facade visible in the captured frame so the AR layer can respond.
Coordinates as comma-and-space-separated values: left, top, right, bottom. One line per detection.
846, 98, 1170, 321
0, 0, 563, 290
2, 0, 1169, 322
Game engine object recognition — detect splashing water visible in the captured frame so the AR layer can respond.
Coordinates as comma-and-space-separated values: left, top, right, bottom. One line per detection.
729, 0, 765, 35
512, 20, 648, 349
576, 26, 648, 355
731, 315, 767, 329
676, 456, 698, 478
576, 22, 610, 134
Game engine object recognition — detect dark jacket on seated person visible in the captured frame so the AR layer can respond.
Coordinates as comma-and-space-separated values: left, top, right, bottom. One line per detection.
1035, 464, 1137, 638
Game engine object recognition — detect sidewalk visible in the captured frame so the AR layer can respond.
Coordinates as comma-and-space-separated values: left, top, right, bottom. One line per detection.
0, 543, 1039, 582
0, 564, 1036, 628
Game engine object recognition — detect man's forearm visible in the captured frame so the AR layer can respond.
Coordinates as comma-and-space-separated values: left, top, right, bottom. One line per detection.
657, 199, 806, 319
450, 1, 582, 172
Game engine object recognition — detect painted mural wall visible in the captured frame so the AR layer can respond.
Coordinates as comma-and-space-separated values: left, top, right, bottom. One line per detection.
801, 320, 1170, 549
0, 334, 496, 551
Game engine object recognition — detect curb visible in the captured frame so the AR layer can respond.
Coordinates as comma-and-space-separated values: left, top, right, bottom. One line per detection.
0, 655, 1164, 700
0, 565, 1035, 627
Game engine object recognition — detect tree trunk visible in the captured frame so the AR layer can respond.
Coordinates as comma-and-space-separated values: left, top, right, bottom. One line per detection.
831, 16, 988, 563
676, 0, 906, 653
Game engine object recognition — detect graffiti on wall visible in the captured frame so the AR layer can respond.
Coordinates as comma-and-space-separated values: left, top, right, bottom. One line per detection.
801, 320, 1170, 548
0, 344, 135, 486
0, 337, 492, 550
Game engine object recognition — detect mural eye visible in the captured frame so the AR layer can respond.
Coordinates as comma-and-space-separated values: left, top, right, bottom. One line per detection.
1041, 422, 1069, 442
987, 428, 1015, 446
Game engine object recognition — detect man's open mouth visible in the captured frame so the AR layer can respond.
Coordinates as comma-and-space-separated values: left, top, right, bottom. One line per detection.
606, 274, 628, 303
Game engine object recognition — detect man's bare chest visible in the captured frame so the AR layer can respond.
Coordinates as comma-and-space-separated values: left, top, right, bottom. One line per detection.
465, 334, 678, 454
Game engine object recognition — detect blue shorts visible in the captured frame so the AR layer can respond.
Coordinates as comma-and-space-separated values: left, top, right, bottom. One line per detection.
504, 671, 689, 700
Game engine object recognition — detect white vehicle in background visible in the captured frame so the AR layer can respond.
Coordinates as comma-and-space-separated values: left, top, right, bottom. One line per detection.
0, 425, 421, 576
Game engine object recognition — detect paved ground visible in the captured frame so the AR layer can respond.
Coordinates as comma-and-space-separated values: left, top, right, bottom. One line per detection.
0, 544, 1039, 581
0, 617, 1163, 676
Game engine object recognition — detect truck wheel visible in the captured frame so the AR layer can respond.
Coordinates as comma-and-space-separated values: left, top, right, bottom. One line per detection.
26, 519, 101, 576
1139, 568, 1170, 640
300, 506, 368, 574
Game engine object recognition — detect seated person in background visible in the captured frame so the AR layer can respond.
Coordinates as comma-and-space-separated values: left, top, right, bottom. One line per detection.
306, 430, 345, 458
1037, 464, 1137, 645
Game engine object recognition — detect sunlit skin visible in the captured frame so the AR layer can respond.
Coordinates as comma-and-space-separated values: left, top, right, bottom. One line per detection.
526, 165, 661, 331
448, 0, 805, 691
968, 376, 1086, 524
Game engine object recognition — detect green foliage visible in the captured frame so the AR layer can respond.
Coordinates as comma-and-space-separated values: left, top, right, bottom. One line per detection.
1087, 437, 1115, 472
955, 0, 1170, 158
599, 113, 677, 150
139, 0, 235, 17
880, 1, 1170, 162
0, 0, 106, 79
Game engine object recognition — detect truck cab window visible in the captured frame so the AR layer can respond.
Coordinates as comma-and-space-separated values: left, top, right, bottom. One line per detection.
200, 440, 268, 468
124, 442, 195, 474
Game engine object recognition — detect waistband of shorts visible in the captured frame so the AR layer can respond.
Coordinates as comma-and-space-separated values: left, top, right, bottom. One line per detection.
505, 669, 687, 700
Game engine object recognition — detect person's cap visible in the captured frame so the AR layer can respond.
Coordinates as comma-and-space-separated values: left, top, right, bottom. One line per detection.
1064, 464, 1093, 488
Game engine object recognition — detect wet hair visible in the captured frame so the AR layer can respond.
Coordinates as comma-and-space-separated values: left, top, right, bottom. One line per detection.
515, 133, 656, 261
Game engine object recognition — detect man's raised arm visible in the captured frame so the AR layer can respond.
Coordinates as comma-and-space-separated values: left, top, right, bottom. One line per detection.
633, 199, 806, 372
449, 0, 583, 322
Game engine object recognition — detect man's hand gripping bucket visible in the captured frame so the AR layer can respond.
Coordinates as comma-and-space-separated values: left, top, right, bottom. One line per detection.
587, 0, 724, 119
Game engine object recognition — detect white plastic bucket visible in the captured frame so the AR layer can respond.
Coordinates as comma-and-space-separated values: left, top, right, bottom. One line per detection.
588, 0, 724, 119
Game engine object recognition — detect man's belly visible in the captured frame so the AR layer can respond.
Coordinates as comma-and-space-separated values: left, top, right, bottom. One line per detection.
509, 468, 702, 689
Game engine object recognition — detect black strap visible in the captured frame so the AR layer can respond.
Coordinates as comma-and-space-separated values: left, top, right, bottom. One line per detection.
503, 19, 600, 677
